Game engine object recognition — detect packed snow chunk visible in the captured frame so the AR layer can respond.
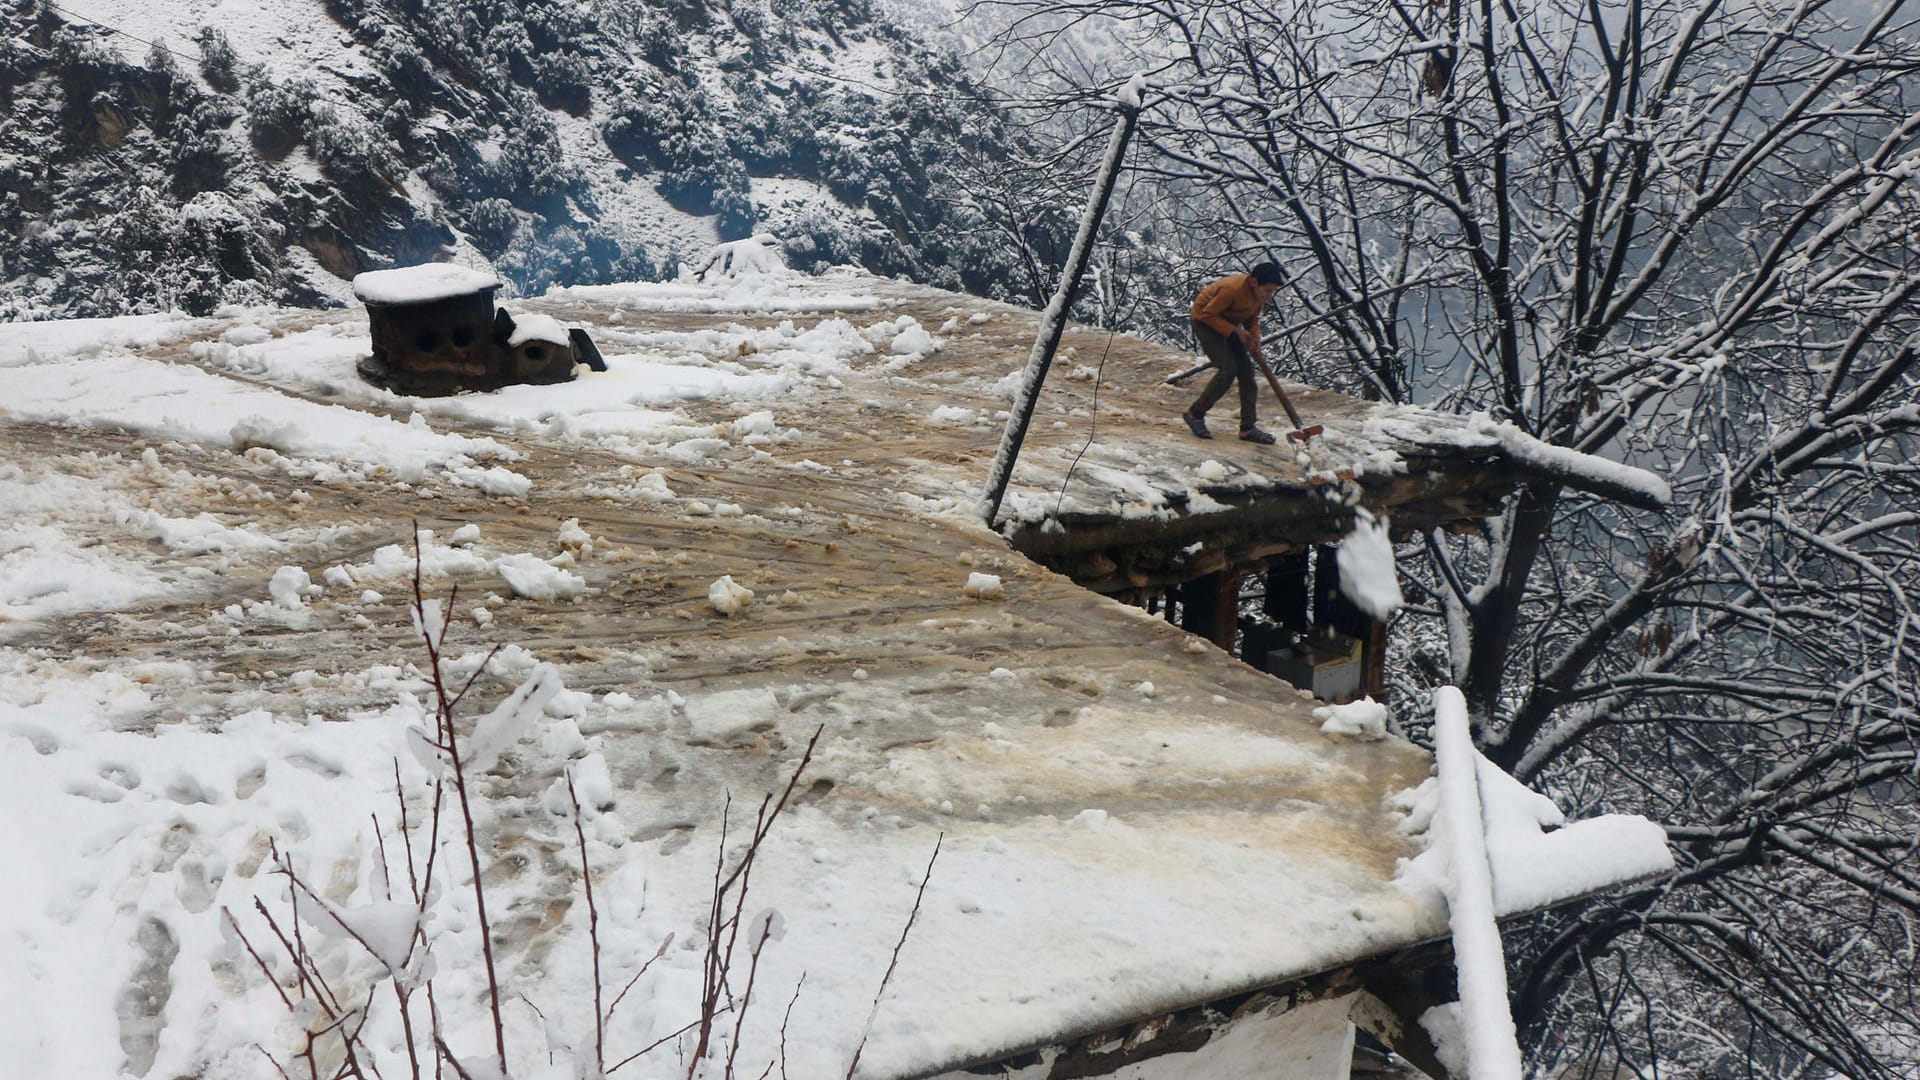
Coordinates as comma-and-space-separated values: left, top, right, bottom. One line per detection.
1336, 509, 1403, 620
962, 572, 1004, 600
352, 263, 501, 306
462, 663, 565, 772
556, 517, 592, 556
230, 418, 303, 455
1194, 459, 1231, 482
566, 752, 616, 814
505, 312, 569, 347
709, 574, 754, 616
268, 565, 312, 610
1314, 696, 1389, 740
731, 410, 777, 438
447, 464, 532, 497
889, 319, 937, 356
862, 315, 939, 357
495, 553, 586, 600
1073, 808, 1110, 830
297, 896, 421, 976
449, 523, 482, 546
1418, 1004, 1471, 1080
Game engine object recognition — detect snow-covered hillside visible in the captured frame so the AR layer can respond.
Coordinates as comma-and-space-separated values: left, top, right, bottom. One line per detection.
0, 0, 1030, 319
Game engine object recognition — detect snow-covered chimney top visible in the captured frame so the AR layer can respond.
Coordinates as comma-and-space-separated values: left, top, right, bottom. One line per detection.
352, 264, 503, 306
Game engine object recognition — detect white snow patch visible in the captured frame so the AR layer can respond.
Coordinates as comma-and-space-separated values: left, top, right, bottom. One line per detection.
268, 566, 312, 610
709, 575, 754, 616
351, 263, 501, 306
1314, 697, 1389, 741
505, 312, 570, 347
962, 573, 1004, 600
495, 554, 586, 601
1336, 510, 1403, 620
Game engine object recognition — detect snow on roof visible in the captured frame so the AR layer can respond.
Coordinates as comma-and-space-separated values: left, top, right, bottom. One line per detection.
351, 262, 504, 306
0, 269, 1668, 1079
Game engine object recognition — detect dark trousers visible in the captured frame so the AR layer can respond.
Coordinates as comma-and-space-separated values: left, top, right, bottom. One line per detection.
1189, 321, 1258, 428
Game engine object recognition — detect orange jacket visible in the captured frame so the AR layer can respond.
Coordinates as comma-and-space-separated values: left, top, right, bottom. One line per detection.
1190, 273, 1265, 340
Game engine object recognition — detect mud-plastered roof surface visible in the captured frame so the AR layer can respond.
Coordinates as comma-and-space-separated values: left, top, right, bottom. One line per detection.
0, 268, 1607, 1078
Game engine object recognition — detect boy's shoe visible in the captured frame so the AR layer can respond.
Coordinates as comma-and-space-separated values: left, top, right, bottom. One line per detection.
1181, 411, 1213, 439
1239, 426, 1277, 445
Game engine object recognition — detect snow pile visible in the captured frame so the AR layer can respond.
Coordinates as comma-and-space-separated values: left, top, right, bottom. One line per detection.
0, 311, 209, 366
1313, 696, 1389, 740
862, 315, 939, 358
709, 574, 754, 615
1336, 509, 1403, 620
7, 348, 528, 493
696, 234, 788, 282
1394, 731, 1674, 918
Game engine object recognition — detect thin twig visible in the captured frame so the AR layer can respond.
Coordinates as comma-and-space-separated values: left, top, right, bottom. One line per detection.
372, 813, 394, 903
412, 527, 508, 1072
394, 760, 421, 904
607, 934, 675, 1025
255, 1043, 295, 1080
608, 1016, 707, 1075
225, 908, 295, 1010
566, 770, 607, 1076
845, 835, 943, 1080
432, 1036, 481, 1080
724, 913, 780, 1079
778, 974, 806, 1080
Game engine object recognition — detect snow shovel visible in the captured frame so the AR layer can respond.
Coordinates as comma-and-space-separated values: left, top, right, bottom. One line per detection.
1248, 349, 1322, 443
1248, 351, 1357, 484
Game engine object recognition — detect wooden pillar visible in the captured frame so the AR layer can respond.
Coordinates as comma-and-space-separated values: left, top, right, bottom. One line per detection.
1362, 618, 1388, 699
1177, 569, 1240, 650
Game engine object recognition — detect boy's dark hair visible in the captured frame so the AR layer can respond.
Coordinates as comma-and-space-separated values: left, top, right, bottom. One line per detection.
1250, 262, 1282, 285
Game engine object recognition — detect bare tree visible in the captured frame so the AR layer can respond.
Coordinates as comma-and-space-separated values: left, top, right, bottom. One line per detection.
981, 0, 1920, 1073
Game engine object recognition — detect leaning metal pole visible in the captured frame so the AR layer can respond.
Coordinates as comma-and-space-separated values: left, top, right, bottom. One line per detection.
981, 94, 1142, 527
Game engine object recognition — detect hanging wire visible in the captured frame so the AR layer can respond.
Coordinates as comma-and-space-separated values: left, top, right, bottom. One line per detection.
1052, 324, 1120, 516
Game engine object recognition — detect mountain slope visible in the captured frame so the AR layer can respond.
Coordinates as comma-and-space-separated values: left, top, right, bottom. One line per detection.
0, 0, 1026, 318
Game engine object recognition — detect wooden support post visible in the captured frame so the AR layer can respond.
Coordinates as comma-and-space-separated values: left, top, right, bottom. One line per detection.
1363, 618, 1388, 700
1176, 569, 1240, 650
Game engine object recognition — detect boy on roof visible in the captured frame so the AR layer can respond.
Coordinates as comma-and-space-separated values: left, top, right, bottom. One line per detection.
1182, 262, 1283, 444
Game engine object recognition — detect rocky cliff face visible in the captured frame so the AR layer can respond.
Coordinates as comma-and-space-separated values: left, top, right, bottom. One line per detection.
0, 0, 1024, 318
